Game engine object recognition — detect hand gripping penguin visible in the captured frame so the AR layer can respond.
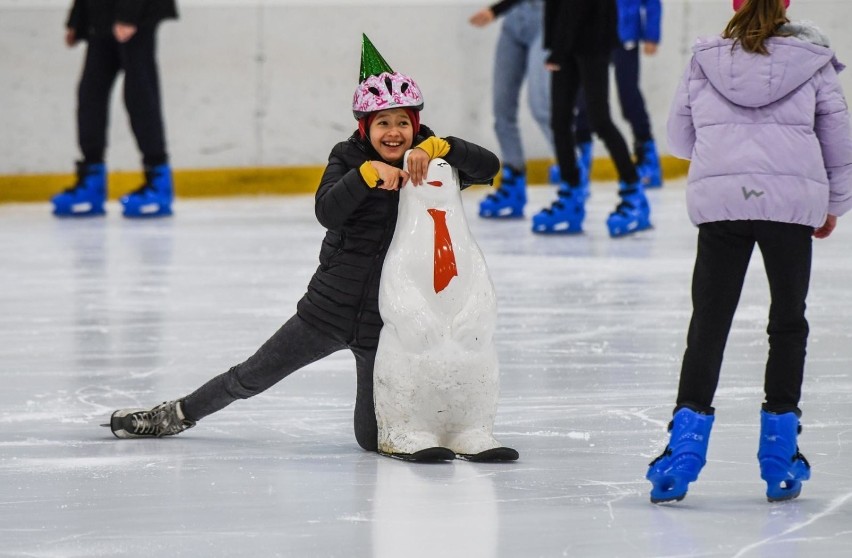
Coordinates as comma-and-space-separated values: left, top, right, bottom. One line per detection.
373, 154, 518, 462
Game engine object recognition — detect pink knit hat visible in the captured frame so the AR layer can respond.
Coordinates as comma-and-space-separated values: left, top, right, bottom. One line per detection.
733, 0, 790, 10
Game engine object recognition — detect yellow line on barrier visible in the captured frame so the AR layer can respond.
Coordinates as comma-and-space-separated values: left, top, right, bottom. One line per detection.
0, 157, 689, 204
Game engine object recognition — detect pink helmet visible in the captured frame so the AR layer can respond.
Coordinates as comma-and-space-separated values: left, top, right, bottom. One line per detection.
733, 0, 790, 10
352, 71, 424, 119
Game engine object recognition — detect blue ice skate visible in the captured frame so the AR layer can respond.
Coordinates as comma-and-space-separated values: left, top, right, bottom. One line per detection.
531, 184, 586, 234
479, 166, 526, 218
636, 140, 662, 188
606, 182, 651, 237
758, 410, 811, 502
121, 164, 174, 218
548, 163, 560, 185
577, 141, 593, 193
646, 407, 715, 503
51, 162, 106, 217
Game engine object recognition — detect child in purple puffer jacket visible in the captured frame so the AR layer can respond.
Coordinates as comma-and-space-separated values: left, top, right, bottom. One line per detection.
646, 0, 852, 505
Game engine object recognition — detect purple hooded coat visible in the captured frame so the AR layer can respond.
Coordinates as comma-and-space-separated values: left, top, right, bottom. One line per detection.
668, 22, 852, 228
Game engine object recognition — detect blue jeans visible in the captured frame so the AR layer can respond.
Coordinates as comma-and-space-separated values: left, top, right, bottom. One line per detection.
492, 0, 552, 172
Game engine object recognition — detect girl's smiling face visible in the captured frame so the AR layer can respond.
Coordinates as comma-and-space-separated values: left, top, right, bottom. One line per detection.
368, 108, 415, 163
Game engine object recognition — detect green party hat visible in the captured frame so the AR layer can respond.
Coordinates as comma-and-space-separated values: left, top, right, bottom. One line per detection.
359, 34, 394, 83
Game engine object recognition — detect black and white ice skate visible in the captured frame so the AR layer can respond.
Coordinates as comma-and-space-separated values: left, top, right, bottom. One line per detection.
379, 447, 456, 463
456, 447, 519, 462
104, 400, 195, 439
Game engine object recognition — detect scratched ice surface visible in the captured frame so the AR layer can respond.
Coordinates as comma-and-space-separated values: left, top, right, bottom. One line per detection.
2, 181, 851, 557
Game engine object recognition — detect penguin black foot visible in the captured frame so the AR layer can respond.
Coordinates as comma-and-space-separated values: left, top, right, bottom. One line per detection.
457, 447, 519, 462
379, 447, 456, 463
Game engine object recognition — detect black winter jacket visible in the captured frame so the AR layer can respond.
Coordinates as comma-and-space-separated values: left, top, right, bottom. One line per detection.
296, 125, 500, 350
544, 0, 618, 63
67, 0, 178, 39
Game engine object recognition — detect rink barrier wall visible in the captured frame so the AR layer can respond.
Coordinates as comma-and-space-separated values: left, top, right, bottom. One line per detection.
0, 156, 690, 203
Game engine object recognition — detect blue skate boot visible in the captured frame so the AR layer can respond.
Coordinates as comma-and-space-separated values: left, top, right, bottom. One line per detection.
531, 183, 586, 234
479, 166, 526, 218
758, 410, 811, 502
646, 407, 715, 503
550, 143, 593, 195
548, 163, 560, 185
606, 181, 651, 237
577, 141, 593, 195
636, 140, 662, 188
51, 161, 106, 217
121, 164, 174, 218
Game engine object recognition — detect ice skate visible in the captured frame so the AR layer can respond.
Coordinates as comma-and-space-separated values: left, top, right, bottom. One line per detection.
531, 184, 586, 234
606, 182, 651, 237
646, 407, 714, 503
51, 161, 107, 217
121, 164, 174, 218
577, 141, 593, 196
635, 140, 662, 188
479, 166, 526, 218
106, 399, 195, 439
758, 410, 811, 502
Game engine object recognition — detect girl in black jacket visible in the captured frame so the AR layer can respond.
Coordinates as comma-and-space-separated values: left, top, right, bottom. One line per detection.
106, 37, 500, 453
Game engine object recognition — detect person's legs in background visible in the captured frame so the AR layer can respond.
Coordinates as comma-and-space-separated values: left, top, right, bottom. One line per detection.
52, 35, 120, 217
479, 7, 530, 219
612, 43, 661, 188
118, 25, 174, 218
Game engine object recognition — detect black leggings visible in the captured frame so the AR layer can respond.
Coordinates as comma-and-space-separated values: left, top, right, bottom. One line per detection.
677, 221, 813, 415
78, 26, 168, 167
575, 43, 652, 145
551, 53, 638, 186
181, 315, 378, 451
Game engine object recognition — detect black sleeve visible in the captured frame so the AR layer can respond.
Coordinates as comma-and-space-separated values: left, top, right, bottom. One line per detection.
66, 0, 86, 35
314, 143, 372, 230
490, 0, 522, 18
443, 137, 501, 189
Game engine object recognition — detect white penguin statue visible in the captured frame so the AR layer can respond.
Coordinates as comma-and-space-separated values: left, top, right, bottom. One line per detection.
373, 153, 518, 462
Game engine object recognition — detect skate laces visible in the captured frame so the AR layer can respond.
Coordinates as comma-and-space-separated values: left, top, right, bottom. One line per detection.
130, 401, 192, 437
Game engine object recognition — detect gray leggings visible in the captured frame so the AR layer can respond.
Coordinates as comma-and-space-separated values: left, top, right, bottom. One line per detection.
181, 315, 378, 451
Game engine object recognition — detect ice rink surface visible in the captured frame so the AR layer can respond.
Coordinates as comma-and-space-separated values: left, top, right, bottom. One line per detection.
2, 181, 852, 557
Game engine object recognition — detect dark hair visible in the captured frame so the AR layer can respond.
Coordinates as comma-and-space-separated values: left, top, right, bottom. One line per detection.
723, 0, 790, 55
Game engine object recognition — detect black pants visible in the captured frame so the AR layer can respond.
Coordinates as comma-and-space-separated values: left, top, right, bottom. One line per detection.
677, 221, 813, 415
181, 315, 379, 451
551, 53, 638, 186
78, 26, 168, 167
575, 43, 652, 145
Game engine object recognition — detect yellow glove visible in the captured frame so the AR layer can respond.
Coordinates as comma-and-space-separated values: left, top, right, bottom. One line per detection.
414, 136, 450, 160
359, 161, 381, 188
